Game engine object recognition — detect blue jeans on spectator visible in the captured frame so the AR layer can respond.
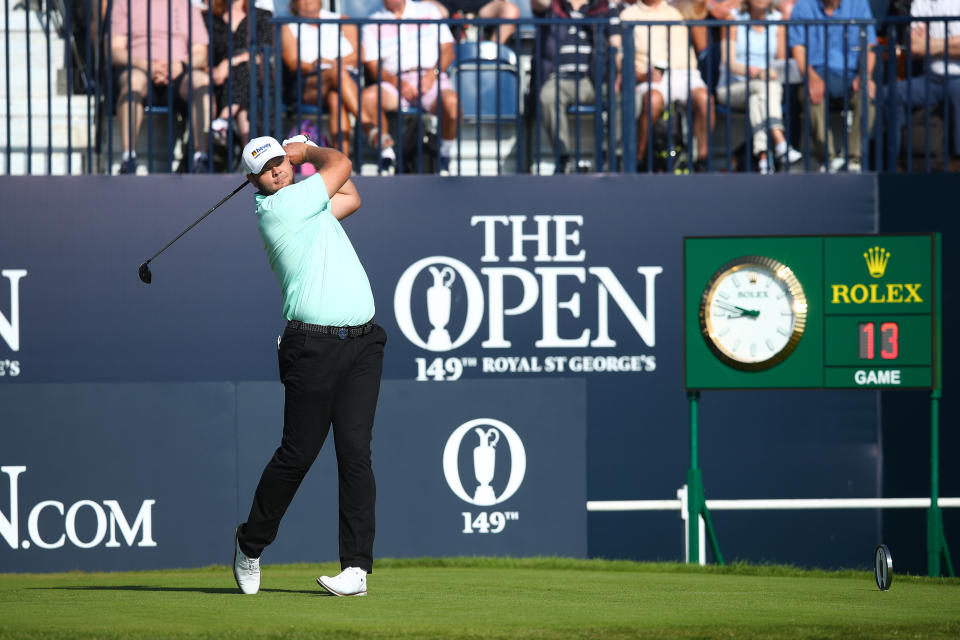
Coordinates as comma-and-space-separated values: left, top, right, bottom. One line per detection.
888, 73, 960, 165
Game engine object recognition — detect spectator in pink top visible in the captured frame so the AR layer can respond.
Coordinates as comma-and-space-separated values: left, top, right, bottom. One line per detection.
111, 0, 213, 173
361, 0, 460, 175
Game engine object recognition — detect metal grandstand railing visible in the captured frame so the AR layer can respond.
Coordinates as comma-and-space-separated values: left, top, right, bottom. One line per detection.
1, 0, 958, 175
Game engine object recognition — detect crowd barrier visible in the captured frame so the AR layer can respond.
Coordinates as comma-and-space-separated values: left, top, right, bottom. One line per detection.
3, 1, 959, 175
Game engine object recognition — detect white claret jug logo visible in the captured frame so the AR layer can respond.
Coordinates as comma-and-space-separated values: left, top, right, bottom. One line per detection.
0, 270, 27, 352
443, 419, 526, 506
0, 466, 157, 550
395, 257, 485, 352
426, 265, 456, 350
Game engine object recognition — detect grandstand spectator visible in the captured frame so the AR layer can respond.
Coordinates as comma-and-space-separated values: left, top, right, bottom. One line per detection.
670, 0, 711, 52
715, 0, 803, 172
533, 0, 621, 174
424, 0, 521, 45
672, 0, 736, 98
788, 0, 876, 172
205, 0, 274, 152
704, 0, 740, 19
888, 0, 960, 170
110, 0, 213, 174
774, 0, 796, 17
281, 0, 363, 155
622, 0, 714, 171
361, 0, 460, 175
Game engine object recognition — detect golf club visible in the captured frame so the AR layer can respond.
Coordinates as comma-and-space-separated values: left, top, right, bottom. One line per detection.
138, 180, 248, 284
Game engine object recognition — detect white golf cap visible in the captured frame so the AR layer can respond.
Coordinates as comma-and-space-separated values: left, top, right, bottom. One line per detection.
242, 136, 286, 174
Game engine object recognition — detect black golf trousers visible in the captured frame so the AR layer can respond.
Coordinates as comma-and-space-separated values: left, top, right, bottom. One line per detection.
238, 322, 386, 573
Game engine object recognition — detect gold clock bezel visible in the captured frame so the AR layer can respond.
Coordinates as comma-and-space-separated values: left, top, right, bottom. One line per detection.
699, 255, 808, 372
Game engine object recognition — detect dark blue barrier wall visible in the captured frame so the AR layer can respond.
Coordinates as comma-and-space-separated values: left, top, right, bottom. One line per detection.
0, 174, 900, 572
878, 174, 959, 575
0, 379, 585, 572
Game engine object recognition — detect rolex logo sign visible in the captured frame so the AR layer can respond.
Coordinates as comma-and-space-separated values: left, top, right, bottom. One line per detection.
864, 246, 890, 278
830, 244, 922, 306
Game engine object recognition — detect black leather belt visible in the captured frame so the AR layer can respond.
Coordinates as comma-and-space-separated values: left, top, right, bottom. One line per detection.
286, 319, 375, 339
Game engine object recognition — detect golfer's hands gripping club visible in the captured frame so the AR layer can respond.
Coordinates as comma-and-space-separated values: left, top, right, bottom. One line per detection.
281, 135, 319, 167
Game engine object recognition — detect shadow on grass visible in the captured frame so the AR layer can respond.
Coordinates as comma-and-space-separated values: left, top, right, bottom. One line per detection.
33, 585, 329, 596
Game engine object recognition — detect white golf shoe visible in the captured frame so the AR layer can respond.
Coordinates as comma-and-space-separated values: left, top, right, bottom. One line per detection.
233, 528, 261, 595
317, 567, 367, 597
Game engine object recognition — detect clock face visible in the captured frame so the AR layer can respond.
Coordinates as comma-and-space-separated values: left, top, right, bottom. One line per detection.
700, 256, 808, 371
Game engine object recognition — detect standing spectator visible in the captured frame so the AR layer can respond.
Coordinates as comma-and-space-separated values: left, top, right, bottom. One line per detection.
715, 0, 803, 172
111, 0, 213, 174
205, 0, 274, 151
532, 0, 621, 174
889, 0, 960, 169
425, 0, 521, 45
622, 0, 714, 170
281, 0, 364, 155
361, 0, 460, 175
788, 0, 877, 172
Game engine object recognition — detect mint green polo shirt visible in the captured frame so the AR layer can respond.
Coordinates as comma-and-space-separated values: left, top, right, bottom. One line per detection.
254, 173, 375, 326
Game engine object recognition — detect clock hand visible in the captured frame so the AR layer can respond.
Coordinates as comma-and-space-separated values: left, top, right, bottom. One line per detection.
713, 300, 741, 313
714, 301, 760, 318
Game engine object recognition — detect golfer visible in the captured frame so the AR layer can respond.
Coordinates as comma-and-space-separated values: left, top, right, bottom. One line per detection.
233, 135, 385, 597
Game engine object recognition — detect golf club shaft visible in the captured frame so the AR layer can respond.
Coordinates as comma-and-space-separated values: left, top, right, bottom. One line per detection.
144, 180, 248, 265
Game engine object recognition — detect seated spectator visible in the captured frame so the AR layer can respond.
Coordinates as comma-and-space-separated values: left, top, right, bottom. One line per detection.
205, 0, 273, 151
621, 0, 714, 171
704, 0, 740, 19
787, 0, 876, 172
111, 0, 212, 174
361, 0, 460, 175
889, 0, 960, 169
670, 0, 710, 54
715, 0, 802, 172
774, 0, 796, 17
281, 0, 363, 155
672, 0, 736, 97
532, 0, 621, 174
425, 0, 521, 45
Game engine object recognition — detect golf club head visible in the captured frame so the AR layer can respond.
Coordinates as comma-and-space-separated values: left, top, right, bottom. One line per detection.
138, 262, 152, 284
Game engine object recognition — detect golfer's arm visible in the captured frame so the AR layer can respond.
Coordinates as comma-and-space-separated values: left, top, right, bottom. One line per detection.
305, 145, 353, 199
331, 179, 361, 220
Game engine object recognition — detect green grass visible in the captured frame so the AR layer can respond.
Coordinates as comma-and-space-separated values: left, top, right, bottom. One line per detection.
1, 557, 958, 639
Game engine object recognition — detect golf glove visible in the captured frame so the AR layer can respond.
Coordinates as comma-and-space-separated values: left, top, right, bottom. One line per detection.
282, 134, 320, 148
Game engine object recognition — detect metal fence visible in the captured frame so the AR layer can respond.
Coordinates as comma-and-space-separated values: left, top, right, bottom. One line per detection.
2, 0, 958, 175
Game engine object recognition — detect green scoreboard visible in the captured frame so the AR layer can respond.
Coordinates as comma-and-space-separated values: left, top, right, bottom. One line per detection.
684, 234, 941, 390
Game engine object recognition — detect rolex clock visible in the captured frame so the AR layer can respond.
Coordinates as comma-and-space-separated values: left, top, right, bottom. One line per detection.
699, 255, 808, 371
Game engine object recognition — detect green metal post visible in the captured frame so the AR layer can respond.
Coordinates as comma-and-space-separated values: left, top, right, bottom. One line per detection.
927, 236, 952, 577
927, 389, 953, 577
927, 389, 941, 577
686, 391, 724, 565
687, 391, 700, 564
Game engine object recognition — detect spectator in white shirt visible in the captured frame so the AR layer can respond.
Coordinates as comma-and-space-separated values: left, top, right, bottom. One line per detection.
889, 0, 960, 168
281, 0, 363, 154
361, 0, 460, 174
